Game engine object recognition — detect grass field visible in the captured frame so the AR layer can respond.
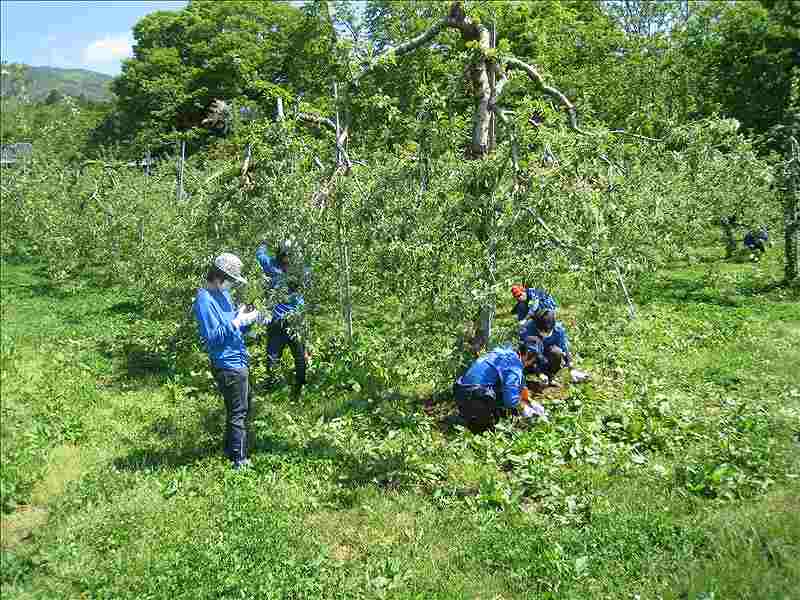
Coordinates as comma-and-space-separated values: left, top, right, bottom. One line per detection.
1, 248, 799, 599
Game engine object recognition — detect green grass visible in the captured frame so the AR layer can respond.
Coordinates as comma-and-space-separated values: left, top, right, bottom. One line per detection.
1, 249, 799, 599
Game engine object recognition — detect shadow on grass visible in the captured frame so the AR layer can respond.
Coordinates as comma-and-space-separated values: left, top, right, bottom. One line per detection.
94, 337, 174, 383
104, 300, 144, 316
735, 279, 799, 298
113, 443, 220, 471
640, 273, 798, 307
5, 280, 76, 301
636, 277, 742, 308
114, 405, 225, 471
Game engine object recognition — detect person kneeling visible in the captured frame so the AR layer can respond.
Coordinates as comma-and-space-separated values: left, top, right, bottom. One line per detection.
510, 285, 557, 324
744, 226, 769, 262
453, 342, 547, 434
519, 309, 573, 386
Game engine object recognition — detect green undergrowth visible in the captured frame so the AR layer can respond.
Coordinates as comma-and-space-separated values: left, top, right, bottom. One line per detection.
1, 250, 799, 599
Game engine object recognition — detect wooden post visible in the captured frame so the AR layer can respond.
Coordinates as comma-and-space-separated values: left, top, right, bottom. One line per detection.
276, 97, 285, 122
333, 80, 353, 344
614, 259, 636, 320
176, 140, 185, 202
784, 137, 800, 281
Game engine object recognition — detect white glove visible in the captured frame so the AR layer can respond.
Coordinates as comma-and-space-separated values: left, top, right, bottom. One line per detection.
570, 369, 591, 384
232, 307, 261, 329
521, 402, 547, 420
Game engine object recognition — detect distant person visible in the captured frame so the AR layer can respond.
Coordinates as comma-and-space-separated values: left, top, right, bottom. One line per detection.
257, 238, 311, 394
510, 285, 557, 324
453, 342, 548, 434
720, 215, 739, 258
193, 253, 264, 470
744, 226, 769, 262
519, 309, 575, 386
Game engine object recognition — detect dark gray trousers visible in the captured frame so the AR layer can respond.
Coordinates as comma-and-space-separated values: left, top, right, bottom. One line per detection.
266, 321, 307, 388
213, 367, 251, 462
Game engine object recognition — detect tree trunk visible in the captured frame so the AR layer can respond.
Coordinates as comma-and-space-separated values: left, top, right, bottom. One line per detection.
336, 196, 354, 343
333, 79, 354, 344
478, 230, 497, 347
721, 219, 736, 259
469, 26, 493, 158
488, 22, 497, 153
176, 140, 185, 202
785, 195, 799, 281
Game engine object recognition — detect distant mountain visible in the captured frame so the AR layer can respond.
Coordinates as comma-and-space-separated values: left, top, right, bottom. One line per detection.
1, 65, 114, 102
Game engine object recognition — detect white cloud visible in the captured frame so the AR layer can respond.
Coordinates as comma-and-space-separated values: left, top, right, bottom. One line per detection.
83, 34, 132, 64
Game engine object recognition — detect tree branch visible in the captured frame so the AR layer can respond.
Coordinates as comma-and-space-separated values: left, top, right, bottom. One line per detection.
352, 1, 486, 88
296, 112, 336, 131
503, 57, 583, 132
519, 206, 587, 255
608, 129, 663, 142
490, 64, 510, 108
351, 17, 450, 87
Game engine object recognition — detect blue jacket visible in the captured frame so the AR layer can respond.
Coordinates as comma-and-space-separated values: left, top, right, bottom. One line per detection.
744, 228, 768, 248
193, 288, 250, 370
256, 244, 309, 322
519, 320, 572, 365
459, 346, 525, 409
513, 288, 558, 321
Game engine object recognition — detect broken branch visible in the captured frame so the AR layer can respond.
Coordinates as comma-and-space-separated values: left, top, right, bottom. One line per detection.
296, 112, 336, 131
503, 57, 582, 133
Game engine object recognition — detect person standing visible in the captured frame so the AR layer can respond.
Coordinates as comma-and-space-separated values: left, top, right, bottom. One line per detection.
256, 239, 311, 394
193, 253, 263, 470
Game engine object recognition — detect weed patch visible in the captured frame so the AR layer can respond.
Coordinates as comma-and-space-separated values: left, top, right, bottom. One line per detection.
2, 256, 799, 598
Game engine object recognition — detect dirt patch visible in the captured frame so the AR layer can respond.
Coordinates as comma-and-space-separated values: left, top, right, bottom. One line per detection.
307, 508, 419, 560
331, 543, 355, 561
1, 506, 48, 549
31, 444, 82, 505
1, 445, 84, 549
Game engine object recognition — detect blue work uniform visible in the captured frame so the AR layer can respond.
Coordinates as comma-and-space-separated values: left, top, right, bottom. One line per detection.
256, 244, 309, 322
193, 288, 250, 369
744, 228, 768, 252
454, 346, 545, 433
513, 288, 558, 322
519, 320, 572, 372
459, 346, 526, 409
193, 287, 252, 463
256, 244, 310, 388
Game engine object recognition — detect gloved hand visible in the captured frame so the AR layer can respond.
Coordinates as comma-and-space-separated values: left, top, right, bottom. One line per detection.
570, 369, 590, 384
232, 306, 261, 329
520, 402, 547, 420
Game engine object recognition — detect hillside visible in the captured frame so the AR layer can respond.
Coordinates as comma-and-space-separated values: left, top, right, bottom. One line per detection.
0, 65, 113, 102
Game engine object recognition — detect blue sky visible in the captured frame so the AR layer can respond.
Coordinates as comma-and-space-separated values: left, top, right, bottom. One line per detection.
1, 1, 188, 75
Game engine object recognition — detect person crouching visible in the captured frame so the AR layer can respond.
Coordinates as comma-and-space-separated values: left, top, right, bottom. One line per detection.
453, 342, 547, 434
519, 309, 573, 386
510, 285, 558, 324
744, 226, 769, 262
